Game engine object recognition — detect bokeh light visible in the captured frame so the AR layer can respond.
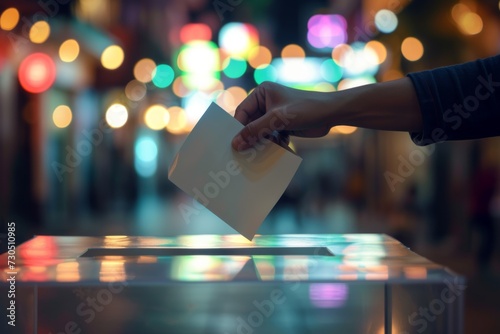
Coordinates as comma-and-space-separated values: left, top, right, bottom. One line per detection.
177, 41, 220, 90
144, 104, 170, 130
248, 46, 272, 69
52, 105, 72, 128
134, 58, 156, 83
166, 106, 188, 134
338, 42, 379, 77
101, 45, 124, 70
457, 12, 483, 35
222, 57, 247, 78
374, 9, 398, 33
0, 7, 20, 31
59, 39, 80, 63
105, 103, 128, 128
320, 59, 343, 83
152, 64, 175, 88
18, 53, 57, 93
183, 91, 212, 124
332, 44, 352, 65
307, 14, 347, 49
281, 44, 305, 59
274, 58, 322, 84
172, 76, 190, 97
219, 23, 259, 59
254, 64, 278, 84
401, 37, 424, 61
337, 77, 376, 90
314, 82, 336, 92
180, 23, 212, 43
365, 41, 387, 65
29, 21, 51, 44
125, 80, 147, 101
134, 136, 158, 177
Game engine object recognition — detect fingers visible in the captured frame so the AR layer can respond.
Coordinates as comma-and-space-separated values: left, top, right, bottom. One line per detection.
233, 85, 265, 125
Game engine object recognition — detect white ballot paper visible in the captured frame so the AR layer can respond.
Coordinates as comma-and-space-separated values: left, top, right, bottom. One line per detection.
168, 102, 302, 240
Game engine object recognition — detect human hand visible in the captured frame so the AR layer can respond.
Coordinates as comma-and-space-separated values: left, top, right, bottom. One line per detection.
231, 82, 334, 151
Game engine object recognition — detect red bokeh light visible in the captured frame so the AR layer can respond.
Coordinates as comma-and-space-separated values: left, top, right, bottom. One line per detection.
180, 23, 212, 44
18, 52, 56, 93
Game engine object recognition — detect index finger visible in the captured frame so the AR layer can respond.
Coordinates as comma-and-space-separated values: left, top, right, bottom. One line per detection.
233, 85, 266, 125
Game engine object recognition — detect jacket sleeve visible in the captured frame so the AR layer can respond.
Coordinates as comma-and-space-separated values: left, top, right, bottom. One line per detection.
407, 54, 500, 146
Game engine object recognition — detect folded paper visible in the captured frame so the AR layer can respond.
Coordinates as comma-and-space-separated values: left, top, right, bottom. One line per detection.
168, 103, 302, 240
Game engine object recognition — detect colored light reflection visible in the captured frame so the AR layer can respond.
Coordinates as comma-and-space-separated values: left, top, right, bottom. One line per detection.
309, 283, 348, 308
222, 57, 247, 79
19, 236, 58, 266
401, 37, 424, 61
18, 53, 56, 93
101, 45, 124, 70
53, 105, 72, 128
56, 262, 80, 282
29, 21, 50, 44
59, 39, 80, 62
99, 259, 126, 282
170, 256, 250, 281
219, 23, 259, 59
375, 9, 398, 33
307, 14, 347, 49
180, 23, 212, 43
248, 45, 272, 69
134, 136, 158, 177
144, 104, 170, 130
0, 7, 20, 31
152, 64, 175, 88
105, 103, 128, 128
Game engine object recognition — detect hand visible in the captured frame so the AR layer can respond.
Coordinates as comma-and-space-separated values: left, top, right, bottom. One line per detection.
231, 82, 334, 151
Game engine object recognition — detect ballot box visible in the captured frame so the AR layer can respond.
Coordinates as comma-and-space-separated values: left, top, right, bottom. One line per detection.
0, 234, 464, 334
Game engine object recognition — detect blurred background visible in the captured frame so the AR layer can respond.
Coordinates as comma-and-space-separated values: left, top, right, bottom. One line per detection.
0, 0, 499, 332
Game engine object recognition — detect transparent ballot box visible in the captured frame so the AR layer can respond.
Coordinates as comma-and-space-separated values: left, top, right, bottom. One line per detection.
0, 234, 465, 334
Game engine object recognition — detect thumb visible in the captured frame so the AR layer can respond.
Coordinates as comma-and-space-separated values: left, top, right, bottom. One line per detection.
232, 112, 277, 151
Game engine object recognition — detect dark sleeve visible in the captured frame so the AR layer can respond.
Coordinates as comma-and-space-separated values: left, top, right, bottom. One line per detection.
407, 55, 500, 146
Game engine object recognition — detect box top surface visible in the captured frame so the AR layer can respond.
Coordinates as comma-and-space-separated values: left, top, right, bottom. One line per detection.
0, 234, 463, 286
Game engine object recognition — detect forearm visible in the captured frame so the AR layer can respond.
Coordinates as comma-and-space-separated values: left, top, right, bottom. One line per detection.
328, 77, 423, 133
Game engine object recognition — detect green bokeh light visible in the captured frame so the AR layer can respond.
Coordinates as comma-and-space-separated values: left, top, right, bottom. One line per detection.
222, 57, 247, 78
152, 64, 175, 88
254, 64, 277, 84
320, 59, 343, 83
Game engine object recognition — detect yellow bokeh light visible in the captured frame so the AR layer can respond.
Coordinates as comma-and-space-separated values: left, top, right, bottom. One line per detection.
101, 45, 124, 70
365, 41, 387, 65
451, 3, 470, 23
458, 12, 483, 35
144, 104, 170, 130
248, 46, 272, 69
166, 106, 188, 134
330, 125, 357, 135
59, 39, 80, 62
29, 21, 50, 44
314, 82, 336, 92
105, 103, 128, 128
52, 105, 72, 128
281, 44, 305, 59
401, 37, 424, 61
134, 58, 156, 83
0, 7, 20, 31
